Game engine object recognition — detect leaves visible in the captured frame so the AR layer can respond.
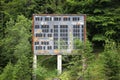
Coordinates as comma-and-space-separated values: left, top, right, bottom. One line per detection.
92, 34, 106, 41
0, 0, 120, 80
103, 40, 120, 80
0, 63, 13, 80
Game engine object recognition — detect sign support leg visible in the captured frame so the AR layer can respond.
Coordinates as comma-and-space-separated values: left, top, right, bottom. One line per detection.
33, 54, 37, 80
57, 55, 62, 75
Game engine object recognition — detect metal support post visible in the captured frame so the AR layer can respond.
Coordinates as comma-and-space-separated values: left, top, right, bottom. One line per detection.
57, 55, 62, 75
33, 54, 37, 80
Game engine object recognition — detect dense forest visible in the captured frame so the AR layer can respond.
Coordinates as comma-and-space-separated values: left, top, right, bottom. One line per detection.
0, 0, 120, 80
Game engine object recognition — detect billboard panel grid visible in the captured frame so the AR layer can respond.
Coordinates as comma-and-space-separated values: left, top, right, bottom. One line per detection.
32, 14, 86, 55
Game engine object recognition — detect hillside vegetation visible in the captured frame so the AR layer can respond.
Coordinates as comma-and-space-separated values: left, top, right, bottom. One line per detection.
0, 0, 120, 80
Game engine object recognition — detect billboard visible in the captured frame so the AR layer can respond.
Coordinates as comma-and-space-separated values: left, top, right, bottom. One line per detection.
32, 14, 86, 55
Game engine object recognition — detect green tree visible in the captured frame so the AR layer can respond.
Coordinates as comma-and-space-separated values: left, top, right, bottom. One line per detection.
0, 0, 120, 79
12, 55, 31, 80
0, 15, 31, 73
0, 18, 15, 72
65, 0, 120, 49
103, 40, 120, 80
34, 0, 67, 14
60, 39, 93, 80
3, 0, 35, 20
0, 56, 32, 80
83, 54, 105, 80
74, 39, 93, 79
0, 63, 13, 80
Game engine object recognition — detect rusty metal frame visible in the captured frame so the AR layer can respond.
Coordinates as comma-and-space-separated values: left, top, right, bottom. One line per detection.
32, 14, 87, 55
32, 15, 34, 55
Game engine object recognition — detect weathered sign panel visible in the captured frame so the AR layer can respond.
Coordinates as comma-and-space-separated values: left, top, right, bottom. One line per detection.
32, 14, 86, 55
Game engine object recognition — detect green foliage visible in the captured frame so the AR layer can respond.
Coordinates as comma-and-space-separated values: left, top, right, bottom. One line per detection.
61, 39, 94, 79
83, 55, 105, 80
35, 65, 57, 80
0, 0, 120, 79
92, 34, 106, 41
0, 63, 13, 80
0, 19, 32, 79
12, 55, 31, 80
103, 40, 120, 80
59, 71, 71, 80
36, 55, 58, 79
74, 39, 93, 58
3, 0, 35, 20
80, 39, 120, 80
34, 0, 67, 14
1, 15, 31, 63
0, 15, 32, 79
0, 56, 31, 80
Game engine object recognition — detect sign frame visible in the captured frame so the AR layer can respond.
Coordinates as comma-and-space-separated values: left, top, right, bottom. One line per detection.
32, 14, 86, 55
